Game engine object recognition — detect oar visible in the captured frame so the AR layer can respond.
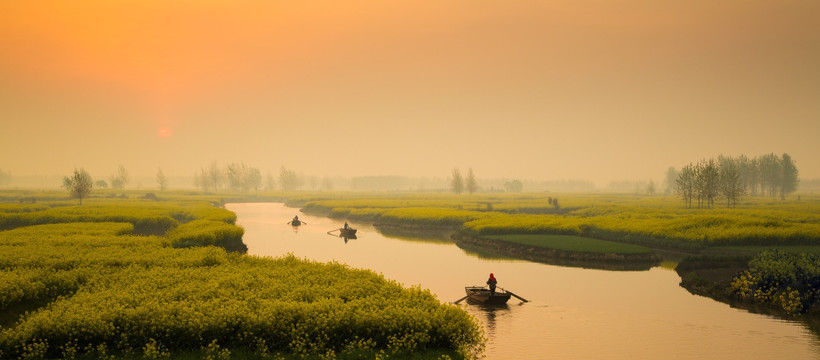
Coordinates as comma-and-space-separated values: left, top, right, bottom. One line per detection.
453, 295, 469, 304
501, 287, 529, 302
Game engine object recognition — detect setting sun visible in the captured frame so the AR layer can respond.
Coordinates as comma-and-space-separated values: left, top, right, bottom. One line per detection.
157, 127, 172, 138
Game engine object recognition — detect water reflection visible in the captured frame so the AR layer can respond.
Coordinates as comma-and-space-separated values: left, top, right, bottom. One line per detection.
229, 203, 820, 360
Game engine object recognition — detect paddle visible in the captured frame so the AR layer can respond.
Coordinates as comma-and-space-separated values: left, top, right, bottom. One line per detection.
453, 295, 469, 304
500, 287, 529, 302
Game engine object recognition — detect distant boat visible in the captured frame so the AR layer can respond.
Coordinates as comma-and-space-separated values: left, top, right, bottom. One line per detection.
464, 286, 512, 305
339, 227, 357, 237
288, 218, 304, 226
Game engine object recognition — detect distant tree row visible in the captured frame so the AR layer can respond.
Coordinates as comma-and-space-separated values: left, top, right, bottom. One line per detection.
674, 153, 799, 208
193, 164, 317, 193
194, 162, 263, 193
450, 168, 478, 194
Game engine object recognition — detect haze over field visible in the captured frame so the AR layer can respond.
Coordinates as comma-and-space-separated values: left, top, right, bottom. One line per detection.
1, 1, 818, 187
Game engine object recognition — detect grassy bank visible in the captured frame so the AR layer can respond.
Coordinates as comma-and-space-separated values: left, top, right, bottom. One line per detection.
298, 192, 820, 251
483, 234, 652, 255
0, 193, 484, 359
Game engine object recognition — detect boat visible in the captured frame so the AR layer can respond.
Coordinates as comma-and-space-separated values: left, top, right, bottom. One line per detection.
289, 219, 302, 226
339, 227, 357, 237
464, 286, 512, 305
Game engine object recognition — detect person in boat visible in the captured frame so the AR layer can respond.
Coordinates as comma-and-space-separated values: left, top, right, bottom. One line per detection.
487, 273, 497, 295
343, 222, 348, 229
292, 215, 299, 224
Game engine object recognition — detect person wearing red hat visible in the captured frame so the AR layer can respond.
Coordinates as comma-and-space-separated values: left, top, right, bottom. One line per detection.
486, 273, 497, 295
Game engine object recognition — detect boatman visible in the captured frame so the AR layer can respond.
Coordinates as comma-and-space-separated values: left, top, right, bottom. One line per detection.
487, 273, 497, 295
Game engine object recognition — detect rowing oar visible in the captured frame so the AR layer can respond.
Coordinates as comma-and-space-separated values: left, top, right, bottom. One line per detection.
453, 295, 469, 304
501, 287, 529, 302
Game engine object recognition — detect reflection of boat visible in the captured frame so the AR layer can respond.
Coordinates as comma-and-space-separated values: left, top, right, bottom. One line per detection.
464, 286, 512, 305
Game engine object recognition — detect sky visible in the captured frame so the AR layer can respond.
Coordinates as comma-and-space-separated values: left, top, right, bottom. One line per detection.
1, 0, 819, 187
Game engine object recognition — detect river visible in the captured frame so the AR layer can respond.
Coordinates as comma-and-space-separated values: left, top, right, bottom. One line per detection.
228, 202, 820, 359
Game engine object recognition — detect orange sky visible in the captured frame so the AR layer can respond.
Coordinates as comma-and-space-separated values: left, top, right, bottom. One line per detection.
1, 0, 819, 187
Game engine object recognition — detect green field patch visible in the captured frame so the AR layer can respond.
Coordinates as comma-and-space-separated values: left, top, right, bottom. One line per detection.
484, 234, 652, 255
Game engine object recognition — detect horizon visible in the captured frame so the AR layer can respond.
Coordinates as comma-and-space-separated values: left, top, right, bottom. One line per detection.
2, 1, 818, 186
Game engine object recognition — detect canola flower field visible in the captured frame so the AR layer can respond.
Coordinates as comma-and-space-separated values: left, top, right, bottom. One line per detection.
298, 193, 820, 250
0, 193, 483, 359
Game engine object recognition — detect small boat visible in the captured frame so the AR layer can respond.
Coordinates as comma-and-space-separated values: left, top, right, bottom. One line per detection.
289, 219, 302, 226
339, 227, 357, 237
464, 286, 511, 305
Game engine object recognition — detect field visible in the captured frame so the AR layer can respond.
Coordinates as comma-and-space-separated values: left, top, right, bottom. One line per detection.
0, 191, 483, 359
297, 192, 820, 251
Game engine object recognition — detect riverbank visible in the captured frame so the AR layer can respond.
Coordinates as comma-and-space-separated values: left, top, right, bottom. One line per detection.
452, 234, 662, 271
675, 250, 820, 337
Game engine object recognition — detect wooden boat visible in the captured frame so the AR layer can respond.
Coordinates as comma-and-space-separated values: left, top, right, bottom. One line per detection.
464, 286, 511, 305
339, 227, 357, 237
289, 219, 302, 226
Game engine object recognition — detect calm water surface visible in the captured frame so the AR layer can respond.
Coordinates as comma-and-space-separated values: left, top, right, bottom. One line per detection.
228, 203, 820, 359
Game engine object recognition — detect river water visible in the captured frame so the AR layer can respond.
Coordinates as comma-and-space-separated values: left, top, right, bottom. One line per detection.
228, 203, 820, 359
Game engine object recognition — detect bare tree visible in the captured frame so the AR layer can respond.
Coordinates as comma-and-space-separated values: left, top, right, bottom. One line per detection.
465, 168, 478, 194
451, 168, 464, 194
279, 166, 299, 191
156, 167, 168, 191
759, 153, 782, 197
208, 162, 224, 192
676, 164, 696, 208
697, 159, 720, 208
109, 164, 130, 190
63, 168, 93, 205
720, 159, 745, 208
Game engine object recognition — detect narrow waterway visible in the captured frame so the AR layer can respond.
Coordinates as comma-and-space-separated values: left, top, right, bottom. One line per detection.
228, 203, 820, 359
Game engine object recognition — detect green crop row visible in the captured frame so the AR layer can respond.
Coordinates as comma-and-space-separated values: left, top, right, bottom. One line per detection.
168, 219, 245, 251
300, 194, 820, 249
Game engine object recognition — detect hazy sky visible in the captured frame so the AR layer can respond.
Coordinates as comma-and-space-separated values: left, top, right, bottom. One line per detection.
2, 1, 818, 186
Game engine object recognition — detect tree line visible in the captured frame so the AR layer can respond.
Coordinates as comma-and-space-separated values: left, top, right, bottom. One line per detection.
674, 153, 799, 208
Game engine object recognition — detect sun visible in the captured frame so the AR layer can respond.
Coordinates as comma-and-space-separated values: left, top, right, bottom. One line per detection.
157, 127, 172, 138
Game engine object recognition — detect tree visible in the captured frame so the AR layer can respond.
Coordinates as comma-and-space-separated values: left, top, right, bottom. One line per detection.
697, 159, 720, 208
504, 179, 523, 193
719, 158, 745, 208
109, 164, 130, 190
450, 168, 464, 194
780, 153, 799, 200
265, 172, 276, 191
208, 162, 224, 192
465, 168, 478, 194
676, 163, 696, 208
156, 167, 168, 191
279, 166, 299, 191
664, 167, 678, 195
322, 176, 333, 191
759, 153, 782, 198
63, 168, 93, 205
95, 180, 108, 189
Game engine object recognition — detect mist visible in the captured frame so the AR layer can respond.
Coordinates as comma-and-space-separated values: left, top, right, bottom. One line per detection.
1, 1, 818, 189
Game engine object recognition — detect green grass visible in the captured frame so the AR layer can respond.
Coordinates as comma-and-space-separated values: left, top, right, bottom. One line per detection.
484, 234, 652, 255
